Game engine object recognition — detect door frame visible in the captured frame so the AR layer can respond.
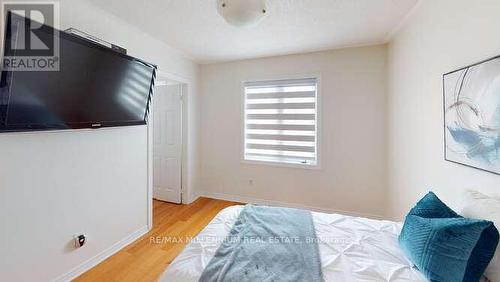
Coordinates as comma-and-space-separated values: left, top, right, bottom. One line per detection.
147, 70, 190, 230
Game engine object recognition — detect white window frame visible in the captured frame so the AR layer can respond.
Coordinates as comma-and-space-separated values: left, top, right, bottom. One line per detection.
241, 75, 321, 170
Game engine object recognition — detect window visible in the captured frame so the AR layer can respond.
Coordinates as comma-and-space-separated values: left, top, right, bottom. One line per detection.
243, 77, 319, 167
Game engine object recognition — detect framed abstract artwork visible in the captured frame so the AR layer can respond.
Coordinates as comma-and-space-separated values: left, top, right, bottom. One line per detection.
443, 55, 500, 174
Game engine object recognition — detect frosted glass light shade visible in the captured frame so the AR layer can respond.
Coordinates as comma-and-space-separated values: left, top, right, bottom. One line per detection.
217, 0, 267, 27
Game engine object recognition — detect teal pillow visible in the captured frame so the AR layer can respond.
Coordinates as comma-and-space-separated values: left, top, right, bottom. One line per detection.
399, 192, 499, 282
408, 191, 459, 218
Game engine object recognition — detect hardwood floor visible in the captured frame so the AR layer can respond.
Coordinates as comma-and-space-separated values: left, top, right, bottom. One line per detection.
75, 197, 240, 282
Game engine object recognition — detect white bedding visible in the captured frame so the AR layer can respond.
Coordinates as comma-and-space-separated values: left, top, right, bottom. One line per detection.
160, 205, 426, 282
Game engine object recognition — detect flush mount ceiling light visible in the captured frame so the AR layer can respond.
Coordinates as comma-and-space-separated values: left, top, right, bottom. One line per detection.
217, 0, 267, 27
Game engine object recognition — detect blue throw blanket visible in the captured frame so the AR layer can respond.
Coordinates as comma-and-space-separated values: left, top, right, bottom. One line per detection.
199, 205, 324, 282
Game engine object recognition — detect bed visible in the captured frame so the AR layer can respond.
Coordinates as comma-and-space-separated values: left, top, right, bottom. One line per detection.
160, 205, 427, 282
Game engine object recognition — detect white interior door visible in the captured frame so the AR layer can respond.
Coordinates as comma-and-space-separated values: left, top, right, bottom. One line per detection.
153, 84, 182, 203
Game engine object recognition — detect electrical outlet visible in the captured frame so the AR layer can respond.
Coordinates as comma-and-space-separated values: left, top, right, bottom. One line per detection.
74, 234, 86, 248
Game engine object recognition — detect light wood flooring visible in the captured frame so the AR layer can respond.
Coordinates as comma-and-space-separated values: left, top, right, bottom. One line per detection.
75, 197, 240, 281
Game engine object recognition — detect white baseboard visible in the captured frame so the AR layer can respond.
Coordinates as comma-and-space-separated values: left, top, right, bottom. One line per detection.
187, 190, 201, 204
53, 225, 149, 282
199, 191, 384, 220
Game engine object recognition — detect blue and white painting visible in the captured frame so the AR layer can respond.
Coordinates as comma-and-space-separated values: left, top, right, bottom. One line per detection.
444, 56, 500, 174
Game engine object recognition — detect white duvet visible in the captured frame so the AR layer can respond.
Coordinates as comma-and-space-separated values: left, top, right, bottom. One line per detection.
160, 205, 426, 282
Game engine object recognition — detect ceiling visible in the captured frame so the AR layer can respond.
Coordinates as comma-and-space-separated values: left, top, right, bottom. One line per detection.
88, 0, 418, 64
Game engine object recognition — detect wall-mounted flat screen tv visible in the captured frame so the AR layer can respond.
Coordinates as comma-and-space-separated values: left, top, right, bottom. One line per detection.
0, 12, 157, 132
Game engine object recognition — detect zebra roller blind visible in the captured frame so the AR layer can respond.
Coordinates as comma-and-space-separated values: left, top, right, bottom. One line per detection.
243, 77, 318, 166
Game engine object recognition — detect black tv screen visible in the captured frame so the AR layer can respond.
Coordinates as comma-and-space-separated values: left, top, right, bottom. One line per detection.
0, 12, 157, 132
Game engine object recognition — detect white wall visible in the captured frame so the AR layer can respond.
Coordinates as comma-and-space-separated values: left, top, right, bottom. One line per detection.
199, 46, 388, 217
387, 0, 500, 220
0, 0, 199, 281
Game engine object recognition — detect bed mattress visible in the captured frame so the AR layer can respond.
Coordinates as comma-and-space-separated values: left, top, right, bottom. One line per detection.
160, 205, 427, 282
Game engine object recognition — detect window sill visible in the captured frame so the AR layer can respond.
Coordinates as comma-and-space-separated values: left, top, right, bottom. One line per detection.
241, 159, 321, 170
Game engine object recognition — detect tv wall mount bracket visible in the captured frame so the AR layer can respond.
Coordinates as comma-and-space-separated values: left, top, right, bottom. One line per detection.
64, 28, 127, 55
